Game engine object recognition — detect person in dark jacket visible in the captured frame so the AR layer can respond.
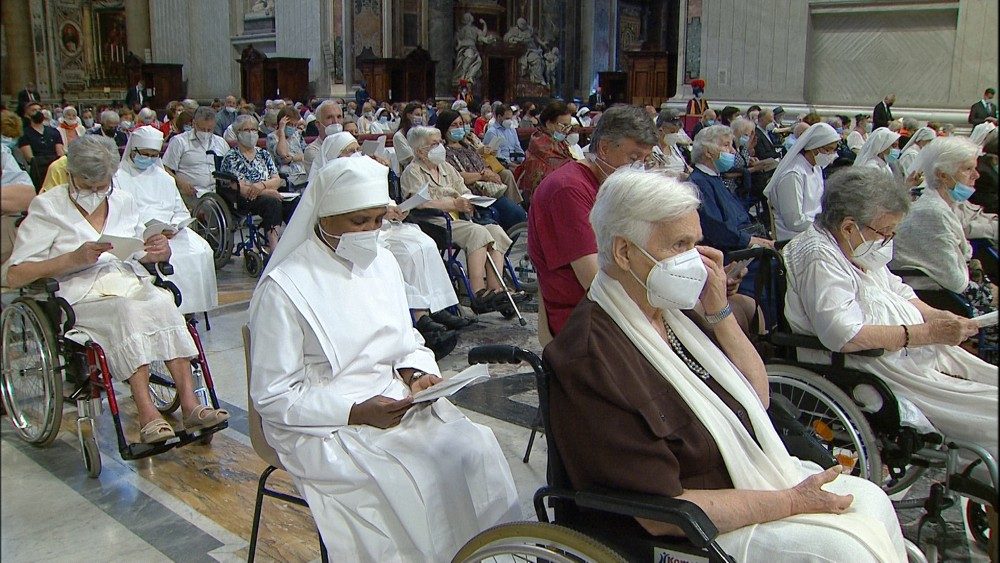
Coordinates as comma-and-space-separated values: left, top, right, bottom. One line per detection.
873, 94, 895, 130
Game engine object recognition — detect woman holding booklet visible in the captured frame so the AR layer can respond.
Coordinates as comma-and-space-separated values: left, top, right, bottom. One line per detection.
115, 125, 218, 315
4, 135, 229, 443
248, 156, 519, 561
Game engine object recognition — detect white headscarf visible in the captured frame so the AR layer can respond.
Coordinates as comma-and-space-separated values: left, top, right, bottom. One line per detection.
763, 122, 840, 198
260, 156, 390, 282
852, 127, 900, 167
308, 132, 359, 182
118, 125, 164, 175
900, 126, 935, 153
969, 122, 997, 147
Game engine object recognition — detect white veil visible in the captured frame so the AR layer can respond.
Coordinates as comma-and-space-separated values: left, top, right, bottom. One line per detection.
900, 126, 936, 153
970, 122, 997, 147
762, 122, 840, 198
308, 132, 359, 183
852, 127, 900, 167
118, 125, 165, 176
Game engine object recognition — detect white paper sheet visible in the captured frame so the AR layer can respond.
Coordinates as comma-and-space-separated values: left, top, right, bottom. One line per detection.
280, 192, 301, 200
972, 310, 997, 328
410, 363, 490, 403
362, 136, 386, 157
143, 217, 197, 240
397, 183, 430, 212
96, 234, 145, 260
461, 193, 496, 207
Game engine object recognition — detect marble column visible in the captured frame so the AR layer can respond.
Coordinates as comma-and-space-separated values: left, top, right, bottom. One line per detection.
427, 0, 453, 98
2, 0, 35, 96
125, 0, 151, 58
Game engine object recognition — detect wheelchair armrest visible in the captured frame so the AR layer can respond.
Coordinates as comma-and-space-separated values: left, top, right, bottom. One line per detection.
142, 261, 174, 277
725, 245, 781, 264
211, 171, 239, 184
889, 268, 925, 278
770, 331, 884, 357
574, 489, 720, 548
24, 277, 61, 295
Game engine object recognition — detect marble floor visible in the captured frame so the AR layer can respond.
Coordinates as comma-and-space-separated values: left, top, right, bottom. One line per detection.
1, 265, 993, 562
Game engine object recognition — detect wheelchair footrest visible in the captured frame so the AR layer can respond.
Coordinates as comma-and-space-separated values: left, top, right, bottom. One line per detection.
120, 421, 228, 461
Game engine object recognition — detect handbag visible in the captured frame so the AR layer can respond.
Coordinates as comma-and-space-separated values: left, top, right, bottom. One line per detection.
473, 180, 507, 198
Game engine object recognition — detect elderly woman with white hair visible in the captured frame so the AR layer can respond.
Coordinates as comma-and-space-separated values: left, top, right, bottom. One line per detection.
4, 135, 229, 442
897, 126, 936, 178
545, 167, 906, 562
248, 156, 519, 561
783, 166, 996, 479
763, 122, 841, 242
56, 105, 87, 145
135, 107, 159, 128
688, 124, 773, 252
400, 126, 519, 314
890, 136, 997, 320
852, 127, 901, 179
311, 132, 470, 344
114, 125, 218, 315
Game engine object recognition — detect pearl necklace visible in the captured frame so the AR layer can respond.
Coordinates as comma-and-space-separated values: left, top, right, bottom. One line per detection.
664, 322, 712, 380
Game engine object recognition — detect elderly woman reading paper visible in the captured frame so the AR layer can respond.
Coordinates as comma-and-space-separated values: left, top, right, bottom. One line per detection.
545, 168, 905, 561
248, 156, 519, 561
783, 166, 996, 478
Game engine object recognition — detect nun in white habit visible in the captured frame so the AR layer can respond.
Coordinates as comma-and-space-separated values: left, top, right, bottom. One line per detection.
248, 156, 520, 561
114, 126, 218, 315
852, 127, 900, 179
311, 132, 465, 327
897, 126, 935, 178
969, 122, 997, 147
763, 122, 841, 242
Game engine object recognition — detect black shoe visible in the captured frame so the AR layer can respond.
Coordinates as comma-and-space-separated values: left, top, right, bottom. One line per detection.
415, 315, 449, 334
424, 329, 458, 360
430, 309, 476, 330
471, 290, 499, 314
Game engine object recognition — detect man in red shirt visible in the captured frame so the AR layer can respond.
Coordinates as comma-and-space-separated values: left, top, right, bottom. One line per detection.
527, 105, 658, 337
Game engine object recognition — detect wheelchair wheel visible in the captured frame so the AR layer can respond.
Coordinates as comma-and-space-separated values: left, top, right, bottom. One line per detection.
192, 193, 233, 269
244, 250, 264, 278
0, 299, 63, 447
148, 361, 180, 415
78, 419, 101, 478
767, 364, 882, 484
966, 500, 992, 550
453, 522, 627, 563
505, 222, 538, 294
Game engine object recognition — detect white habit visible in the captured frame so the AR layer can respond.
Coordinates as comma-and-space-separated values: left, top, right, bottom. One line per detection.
766, 153, 824, 241
783, 226, 998, 471
115, 166, 218, 315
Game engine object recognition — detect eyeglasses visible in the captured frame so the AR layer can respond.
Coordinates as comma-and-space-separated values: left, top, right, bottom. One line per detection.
862, 223, 895, 247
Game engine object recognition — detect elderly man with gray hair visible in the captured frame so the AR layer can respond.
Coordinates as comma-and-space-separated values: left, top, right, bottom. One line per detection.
303, 100, 344, 175
527, 105, 659, 338
87, 109, 128, 147
162, 106, 231, 205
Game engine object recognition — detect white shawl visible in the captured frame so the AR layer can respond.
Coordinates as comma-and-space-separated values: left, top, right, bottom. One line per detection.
587, 271, 900, 561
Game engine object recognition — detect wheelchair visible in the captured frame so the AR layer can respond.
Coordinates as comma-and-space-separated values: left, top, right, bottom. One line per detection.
738, 246, 998, 551
0, 264, 228, 478
189, 151, 281, 278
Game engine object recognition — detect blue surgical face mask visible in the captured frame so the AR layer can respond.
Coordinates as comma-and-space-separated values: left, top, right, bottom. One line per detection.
714, 151, 736, 172
888, 148, 901, 161
705, 119, 716, 126
552, 131, 567, 142
738, 135, 750, 147
448, 128, 465, 142
949, 181, 976, 202
183, 125, 193, 132
284, 126, 297, 137
132, 155, 156, 170
835, 127, 844, 135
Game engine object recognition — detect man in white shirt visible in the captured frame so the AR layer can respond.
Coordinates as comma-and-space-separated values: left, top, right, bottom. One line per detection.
304, 101, 345, 176
162, 106, 231, 208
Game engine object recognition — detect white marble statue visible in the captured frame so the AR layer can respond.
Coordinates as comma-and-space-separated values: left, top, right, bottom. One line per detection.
453, 12, 493, 85
504, 18, 547, 86
544, 47, 560, 87
503, 17, 533, 44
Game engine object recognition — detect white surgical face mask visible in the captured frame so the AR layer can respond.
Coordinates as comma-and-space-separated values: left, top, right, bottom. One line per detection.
427, 144, 447, 165
325, 123, 344, 136
320, 226, 382, 270
565, 132, 580, 146
851, 229, 893, 270
237, 131, 258, 148
502, 119, 515, 129
629, 245, 708, 310
814, 151, 837, 169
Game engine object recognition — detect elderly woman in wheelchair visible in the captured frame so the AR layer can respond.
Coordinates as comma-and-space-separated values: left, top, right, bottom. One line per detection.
782, 166, 997, 485
544, 168, 906, 561
3, 135, 229, 443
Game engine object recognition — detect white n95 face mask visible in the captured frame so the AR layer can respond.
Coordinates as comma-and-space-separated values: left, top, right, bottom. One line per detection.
814, 151, 837, 169
428, 144, 447, 165
629, 246, 708, 310
852, 236, 893, 271
325, 123, 344, 136
332, 230, 382, 270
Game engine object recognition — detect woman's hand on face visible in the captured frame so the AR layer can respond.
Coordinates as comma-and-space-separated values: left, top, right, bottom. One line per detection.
410, 374, 442, 394
696, 245, 729, 314
786, 465, 855, 517
385, 206, 408, 222
276, 116, 289, 136
348, 395, 414, 428
71, 241, 113, 268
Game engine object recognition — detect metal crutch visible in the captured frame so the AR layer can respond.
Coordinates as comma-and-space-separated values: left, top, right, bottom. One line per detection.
484, 252, 527, 326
